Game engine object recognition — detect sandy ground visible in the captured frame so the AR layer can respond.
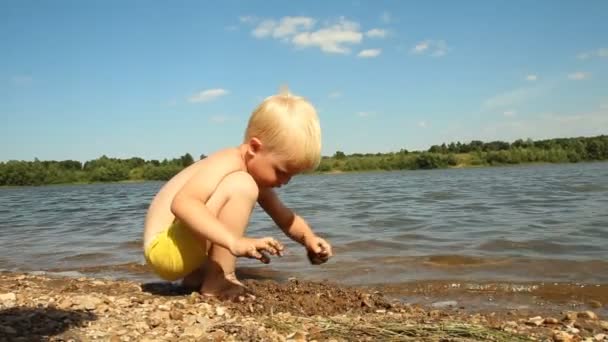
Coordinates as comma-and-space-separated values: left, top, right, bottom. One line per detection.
1, 272, 607, 341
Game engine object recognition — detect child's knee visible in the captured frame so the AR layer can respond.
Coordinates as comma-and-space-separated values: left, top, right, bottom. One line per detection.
221, 171, 259, 202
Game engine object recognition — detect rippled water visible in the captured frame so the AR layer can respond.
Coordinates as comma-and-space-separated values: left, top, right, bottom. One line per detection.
1, 162, 607, 292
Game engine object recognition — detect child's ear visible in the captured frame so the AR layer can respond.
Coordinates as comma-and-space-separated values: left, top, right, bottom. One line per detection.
248, 137, 263, 155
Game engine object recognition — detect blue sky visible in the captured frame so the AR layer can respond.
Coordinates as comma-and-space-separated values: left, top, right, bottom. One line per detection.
1, 1, 607, 162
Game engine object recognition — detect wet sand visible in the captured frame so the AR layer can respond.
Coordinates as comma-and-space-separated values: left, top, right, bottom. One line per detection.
1, 272, 607, 341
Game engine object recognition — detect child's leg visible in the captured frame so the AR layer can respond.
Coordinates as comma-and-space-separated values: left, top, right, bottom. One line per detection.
197, 171, 259, 296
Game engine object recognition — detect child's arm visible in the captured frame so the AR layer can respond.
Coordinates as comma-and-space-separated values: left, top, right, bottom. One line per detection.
258, 187, 332, 263
171, 153, 282, 262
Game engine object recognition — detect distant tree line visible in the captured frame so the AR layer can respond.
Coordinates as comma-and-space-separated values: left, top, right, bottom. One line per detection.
317, 135, 608, 172
0, 135, 606, 186
0, 153, 196, 186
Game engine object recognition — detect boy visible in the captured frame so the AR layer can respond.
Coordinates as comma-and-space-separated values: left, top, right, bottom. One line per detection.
142, 89, 333, 297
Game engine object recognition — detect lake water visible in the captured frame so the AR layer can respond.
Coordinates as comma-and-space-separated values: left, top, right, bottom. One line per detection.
1, 162, 607, 309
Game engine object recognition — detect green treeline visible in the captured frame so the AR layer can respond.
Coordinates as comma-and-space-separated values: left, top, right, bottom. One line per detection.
1, 135, 607, 186
318, 135, 608, 172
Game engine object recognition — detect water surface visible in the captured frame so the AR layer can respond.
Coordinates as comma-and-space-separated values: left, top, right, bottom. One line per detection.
1, 162, 607, 310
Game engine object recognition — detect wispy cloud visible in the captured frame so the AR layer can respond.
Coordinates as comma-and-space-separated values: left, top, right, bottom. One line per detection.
239, 15, 258, 24
291, 18, 363, 54
246, 16, 369, 54
328, 91, 342, 99
478, 107, 608, 143
357, 111, 375, 118
483, 86, 544, 110
188, 88, 229, 103
253, 16, 315, 39
418, 121, 427, 128
568, 72, 590, 80
411, 40, 449, 57
503, 110, 517, 117
210, 115, 232, 124
380, 11, 391, 24
366, 29, 386, 38
11, 75, 33, 86
577, 48, 608, 60
357, 49, 381, 58
526, 74, 538, 81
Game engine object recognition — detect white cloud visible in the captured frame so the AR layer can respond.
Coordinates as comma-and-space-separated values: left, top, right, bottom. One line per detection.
225, 25, 239, 32
357, 49, 381, 58
577, 48, 608, 60
188, 88, 229, 103
11, 75, 32, 85
246, 16, 364, 54
568, 72, 590, 80
328, 91, 342, 99
292, 18, 363, 54
526, 74, 538, 81
253, 16, 316, 39
380, 11, 391, 24
366, 28, 386, 38
411, 40, 449, 57
418, 121, 427, 128
503, 110, 517, 117
357, 111, 371, 117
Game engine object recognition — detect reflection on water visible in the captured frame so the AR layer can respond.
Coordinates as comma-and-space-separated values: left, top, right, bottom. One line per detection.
1, 162, 607, 295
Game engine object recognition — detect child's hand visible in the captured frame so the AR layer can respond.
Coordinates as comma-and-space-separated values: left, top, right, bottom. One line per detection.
305, 235, 333, 265
231, 237, 284, 264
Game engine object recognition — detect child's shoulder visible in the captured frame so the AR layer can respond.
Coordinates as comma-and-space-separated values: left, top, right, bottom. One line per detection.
184, 147, 246, 180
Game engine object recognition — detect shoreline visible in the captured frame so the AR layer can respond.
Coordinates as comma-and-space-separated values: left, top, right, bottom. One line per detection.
1, 271, 607, 341
2, 160, 606, 188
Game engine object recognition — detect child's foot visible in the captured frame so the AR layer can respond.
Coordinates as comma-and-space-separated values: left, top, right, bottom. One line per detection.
225, 271, 245, 287
182, 267, 205, 290
200, 272, 247, 299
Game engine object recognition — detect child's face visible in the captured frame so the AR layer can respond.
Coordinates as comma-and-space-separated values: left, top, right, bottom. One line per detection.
248, 150, 296, 188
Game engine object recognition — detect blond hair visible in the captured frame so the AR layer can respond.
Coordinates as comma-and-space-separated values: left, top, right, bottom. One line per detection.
244, 87, 321, 171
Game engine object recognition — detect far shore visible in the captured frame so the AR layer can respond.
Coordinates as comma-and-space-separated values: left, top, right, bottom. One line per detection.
2, 160, 606, 188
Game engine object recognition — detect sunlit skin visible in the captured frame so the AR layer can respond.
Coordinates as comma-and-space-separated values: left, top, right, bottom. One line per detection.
143, 137, 332, 297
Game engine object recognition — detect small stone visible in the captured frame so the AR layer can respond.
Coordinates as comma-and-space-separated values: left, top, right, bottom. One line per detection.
431, 300, 458, 309
589, 300, 603, 308
563, 311, 578, 321
566, 326, 580, 334
211, 330, 226, 341
526, 316, 544, 326
600, 321, 608, 330
0, 292, 16, 302
215, 306, 226, 316
57, 297, 72, 310
579, 311, 599, 320
594, 333, 606, 341
553, 330, 574, 342
157, 304, 170, 311
183, 326, 205, 338
289, 331, 307, 342
545, 317, 559, 324
375, 309, 386, 314
169, 310, 183, 320
109, 335, 121, 342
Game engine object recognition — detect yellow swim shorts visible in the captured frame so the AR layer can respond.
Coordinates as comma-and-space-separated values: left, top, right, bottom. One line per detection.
144, 220, 207, 281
